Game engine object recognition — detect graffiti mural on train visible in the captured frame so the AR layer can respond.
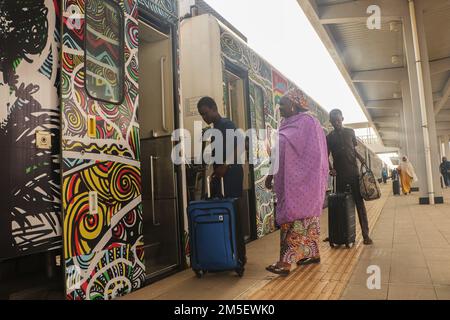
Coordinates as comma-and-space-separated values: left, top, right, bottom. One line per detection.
60, 0, 145, 300
219, 26, 331, 238
220, 29, 277, 238
0, 0, 62, 259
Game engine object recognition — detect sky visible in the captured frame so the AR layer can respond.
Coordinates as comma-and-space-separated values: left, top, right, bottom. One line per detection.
204, 0, 368, 124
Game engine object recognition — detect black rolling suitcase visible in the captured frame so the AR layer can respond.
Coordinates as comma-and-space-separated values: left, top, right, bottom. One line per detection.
393, 179, 400, 195
327, 179, 356, 248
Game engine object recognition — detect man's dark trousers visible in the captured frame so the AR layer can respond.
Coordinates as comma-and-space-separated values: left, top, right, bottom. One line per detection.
336, 174, 370, 239
210, 166, 247, 264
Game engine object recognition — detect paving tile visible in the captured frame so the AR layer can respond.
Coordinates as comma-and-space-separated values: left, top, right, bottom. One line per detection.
390, 252, 427, 268
340, 284, 388, 300
420, 241, 450, 249
387, 284, 437, 300
434, 285, 450, 300
389, 266, 433, 285
369, 240, 394, 249
392, 243, 423, 253
427, 261, 450, 285
359, 248, 392, 261
393, 235, 421, 245
423, 248, 450, 262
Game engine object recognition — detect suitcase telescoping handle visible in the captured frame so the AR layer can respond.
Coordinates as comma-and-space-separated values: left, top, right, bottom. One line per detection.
206, 176, 225, 199
333, 176, 336, 194
333, 176, 337, 194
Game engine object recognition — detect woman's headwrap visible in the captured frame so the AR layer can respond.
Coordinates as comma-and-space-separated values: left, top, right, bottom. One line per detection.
282, 88, 309, 111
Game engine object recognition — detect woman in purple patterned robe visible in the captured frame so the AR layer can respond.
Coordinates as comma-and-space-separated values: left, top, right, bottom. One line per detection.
265, 88, 329, 276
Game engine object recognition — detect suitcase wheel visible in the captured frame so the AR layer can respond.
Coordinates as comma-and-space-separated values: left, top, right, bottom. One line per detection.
330, 243, 336, 248
236, 268, 245, 277
345, 243, 354, 249
194, 270, 205, 278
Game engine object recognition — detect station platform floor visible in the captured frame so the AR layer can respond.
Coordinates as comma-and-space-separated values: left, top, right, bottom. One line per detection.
122, 183, 450, 300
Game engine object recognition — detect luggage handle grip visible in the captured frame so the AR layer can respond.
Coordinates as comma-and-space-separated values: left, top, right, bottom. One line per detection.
206, 176, 226, 199
333, 177, 336, 194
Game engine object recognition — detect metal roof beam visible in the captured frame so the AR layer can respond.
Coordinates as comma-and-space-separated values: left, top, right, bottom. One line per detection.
435, 76, 450, 115
373, 117, 401, 126
346, 122, 370, 129
366, 99, 402, 110
437, 130, 450, 136
378, 127, 400, 133
382, 139, 400, 146
421, 0, 450, 12
377, 127, 401, 132
435, 121, 450, 131
430, 57, 450, 75
318, 0, 406, 25
352, 68, 407, 83
434, 92, 443, 102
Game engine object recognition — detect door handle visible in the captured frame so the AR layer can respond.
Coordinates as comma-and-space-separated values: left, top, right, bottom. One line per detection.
160, 56, 168, 132
150, 155, 161, 226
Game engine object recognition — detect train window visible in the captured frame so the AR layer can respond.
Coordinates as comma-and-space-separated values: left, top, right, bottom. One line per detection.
85, 0, 124, 104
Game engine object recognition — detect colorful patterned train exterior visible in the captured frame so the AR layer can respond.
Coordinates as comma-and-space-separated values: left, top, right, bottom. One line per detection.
1, 0, 179, 300
221, 22, 330, 238
0, 0, 62, 259
61, 0, 179, 300
61, 0, 145, 300
180, 14, 331, 242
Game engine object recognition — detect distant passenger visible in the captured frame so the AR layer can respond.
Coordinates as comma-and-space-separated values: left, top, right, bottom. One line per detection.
397, 156, 418, 195
326, 109, 373, 245
382, 167, 388, 184
440, 157, 450, 188
264, 88, 328, 276
197, 96, 246, 263
391, 168, 399, 181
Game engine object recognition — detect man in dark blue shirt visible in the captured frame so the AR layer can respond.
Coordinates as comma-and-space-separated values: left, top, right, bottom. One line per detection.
197, 96, 246, 263
197, 97, 244, 198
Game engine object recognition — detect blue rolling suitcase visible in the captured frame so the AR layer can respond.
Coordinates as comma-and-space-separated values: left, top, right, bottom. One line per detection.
187, 177, 245, 278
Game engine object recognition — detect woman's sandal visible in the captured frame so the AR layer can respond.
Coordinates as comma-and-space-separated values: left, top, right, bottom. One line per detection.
296, 257, 321, 266
265, 263, 290, 276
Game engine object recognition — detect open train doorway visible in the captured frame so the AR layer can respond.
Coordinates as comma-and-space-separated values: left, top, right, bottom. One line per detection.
223, 66, 254, 242
138, 20, 181, 280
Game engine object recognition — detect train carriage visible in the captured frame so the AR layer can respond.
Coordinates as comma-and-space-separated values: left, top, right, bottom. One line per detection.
0, 0, 185, 300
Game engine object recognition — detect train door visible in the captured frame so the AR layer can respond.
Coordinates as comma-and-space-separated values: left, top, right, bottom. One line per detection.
61, 0, 145, 300
223, 66, 254, 242
138, 19, 180, 279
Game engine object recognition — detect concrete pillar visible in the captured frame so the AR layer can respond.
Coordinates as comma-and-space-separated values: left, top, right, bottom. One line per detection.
402, 20, 426, 196
401, 80, 418, 166
415, 3, 444, 203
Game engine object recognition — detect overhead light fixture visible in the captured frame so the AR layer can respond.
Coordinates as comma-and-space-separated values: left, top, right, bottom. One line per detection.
390, 21, 402, 32
392, 55, 401, 65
